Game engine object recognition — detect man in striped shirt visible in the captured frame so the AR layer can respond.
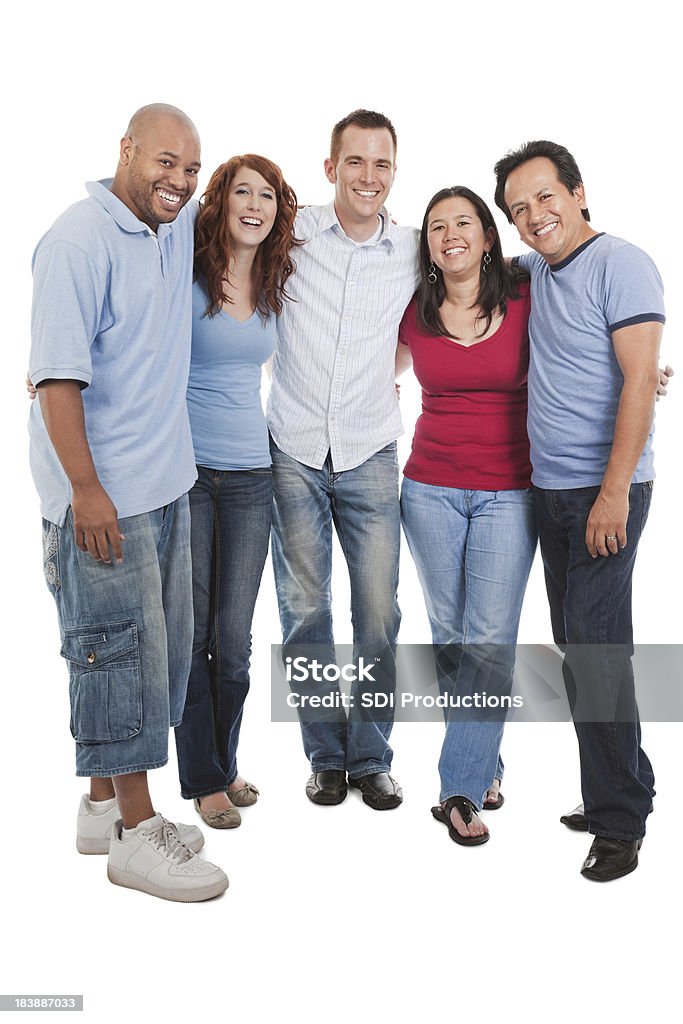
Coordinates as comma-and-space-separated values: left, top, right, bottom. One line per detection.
268, 110, 419, 810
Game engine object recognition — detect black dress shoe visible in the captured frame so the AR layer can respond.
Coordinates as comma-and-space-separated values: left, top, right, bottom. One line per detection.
560, 803, 589, 831
348, 772, 403, 810
306, 770, 347, 805
580, 836, 642, 882
561, 801, 654, 833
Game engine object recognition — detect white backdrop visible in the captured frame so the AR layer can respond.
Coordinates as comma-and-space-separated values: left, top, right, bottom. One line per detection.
2, 1, 681, 1020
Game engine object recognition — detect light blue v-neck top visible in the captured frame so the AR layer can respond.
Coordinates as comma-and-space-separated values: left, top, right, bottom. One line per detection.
187, 279, 277, 470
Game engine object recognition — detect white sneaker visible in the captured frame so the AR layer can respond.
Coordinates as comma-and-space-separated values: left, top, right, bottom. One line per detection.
76, 794, 204, 855
107, 814, 229, 903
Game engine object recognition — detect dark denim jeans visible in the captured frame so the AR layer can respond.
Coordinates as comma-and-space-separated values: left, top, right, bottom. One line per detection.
270, 440, 401, 778
175, 467, 272, 800
534, 482, 655, 840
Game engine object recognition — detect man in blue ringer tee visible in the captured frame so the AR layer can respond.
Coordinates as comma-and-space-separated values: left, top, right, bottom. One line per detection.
29, 104, 228, 902
494, 140, 665, 882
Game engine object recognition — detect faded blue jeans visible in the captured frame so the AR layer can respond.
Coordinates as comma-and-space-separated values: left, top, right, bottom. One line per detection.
175, 467, 272, 800
270, 439, 401, 778
534, 482, 655, 841
401, 479, 537, 807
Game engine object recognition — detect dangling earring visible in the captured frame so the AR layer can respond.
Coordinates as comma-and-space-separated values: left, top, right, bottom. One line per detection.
482, 251, 492, 274
428, 262, 438, 284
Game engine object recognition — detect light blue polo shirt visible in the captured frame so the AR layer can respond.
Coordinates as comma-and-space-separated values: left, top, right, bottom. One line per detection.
29, 179, 197, 525
516, 234, 666, 488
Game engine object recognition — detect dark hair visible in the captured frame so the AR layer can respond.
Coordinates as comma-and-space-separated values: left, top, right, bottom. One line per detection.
194, 154, 301, 319
416, 186, 520, 340
493, 140, 590, 222
330, 109, 397, 164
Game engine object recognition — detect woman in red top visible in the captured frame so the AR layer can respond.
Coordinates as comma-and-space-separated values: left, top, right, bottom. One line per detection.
399, 186, 537, 846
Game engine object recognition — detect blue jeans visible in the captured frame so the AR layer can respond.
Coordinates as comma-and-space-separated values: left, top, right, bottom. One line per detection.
270, 439, 401, 778
401, 479, 537, 807
174, 468, 272, 800
534, 482, 655, 841
42, 496, 193, 778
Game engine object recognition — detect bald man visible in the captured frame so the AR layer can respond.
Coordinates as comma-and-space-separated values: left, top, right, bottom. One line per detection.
29, 104, 228, 902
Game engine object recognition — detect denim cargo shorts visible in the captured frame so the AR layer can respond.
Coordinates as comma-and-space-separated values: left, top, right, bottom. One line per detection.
41, 496, 192, 777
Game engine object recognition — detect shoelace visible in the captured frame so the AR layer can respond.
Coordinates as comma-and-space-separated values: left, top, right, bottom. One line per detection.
144, 817, 194, 865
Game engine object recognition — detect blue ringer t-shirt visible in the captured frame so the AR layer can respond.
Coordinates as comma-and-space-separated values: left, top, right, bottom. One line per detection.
515, 233, 665, 488
29, 180, 197, 525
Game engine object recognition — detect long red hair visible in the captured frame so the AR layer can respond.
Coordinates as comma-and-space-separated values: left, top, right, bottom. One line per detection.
194, 154, 300, 319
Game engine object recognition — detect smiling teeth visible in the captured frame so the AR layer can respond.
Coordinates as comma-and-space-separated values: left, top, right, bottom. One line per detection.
241, 218, 262, 226
355, 190, 378, 197
157, 189, 180, 204
445, 247, 466, 255
536, 221, 558, 236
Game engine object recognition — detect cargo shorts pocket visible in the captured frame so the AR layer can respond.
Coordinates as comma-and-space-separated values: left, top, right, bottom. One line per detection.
61, 619, 142, 743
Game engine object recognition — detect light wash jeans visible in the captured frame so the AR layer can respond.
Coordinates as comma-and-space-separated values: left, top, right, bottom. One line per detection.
270, 439, 401, 778
401, 479, 537, 807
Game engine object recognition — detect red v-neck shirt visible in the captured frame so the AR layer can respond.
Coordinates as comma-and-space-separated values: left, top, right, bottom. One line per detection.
399, 282, 532, 490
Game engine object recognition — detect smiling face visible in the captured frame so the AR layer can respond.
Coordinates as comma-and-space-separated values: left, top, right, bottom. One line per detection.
323, 125, 396, 239
504, 156, 594, 265
427, 196, 495, 281
115, 114, 201, 229
226, 167, 278, 252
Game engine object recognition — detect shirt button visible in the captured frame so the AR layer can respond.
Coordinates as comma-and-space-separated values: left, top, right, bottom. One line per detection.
87, 652, 96, 664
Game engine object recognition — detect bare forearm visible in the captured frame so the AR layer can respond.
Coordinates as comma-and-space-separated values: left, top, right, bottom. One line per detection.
585, 320, 662, 558
38, 380, 124, 563
600, 376, 657, 496
586, 372, 658, 557
38, 380, 100, 489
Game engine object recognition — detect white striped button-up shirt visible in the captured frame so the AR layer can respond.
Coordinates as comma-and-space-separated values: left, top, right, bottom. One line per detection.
268, 202, 419, 471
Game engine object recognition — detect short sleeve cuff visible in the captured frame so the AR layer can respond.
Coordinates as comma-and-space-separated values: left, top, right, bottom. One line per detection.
32, 366, 92, 388
610, 313, 666, 332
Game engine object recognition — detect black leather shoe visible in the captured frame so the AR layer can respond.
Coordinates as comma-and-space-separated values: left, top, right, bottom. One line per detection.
560, 803, 589, 831
580, 836, 643, 882
348, 772, 403, 810
561, 801, 654, 832
305, 770, 347, 805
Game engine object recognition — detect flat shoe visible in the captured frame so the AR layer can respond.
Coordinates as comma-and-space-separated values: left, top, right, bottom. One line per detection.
348, 772, 403, 810
193, 798, 241, 829
227, 782, 259, 807
431, 796, 489, 846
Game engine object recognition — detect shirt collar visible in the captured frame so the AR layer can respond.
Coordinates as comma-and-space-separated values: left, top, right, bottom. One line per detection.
316, 200, 395, 249
85, 178, 174, 239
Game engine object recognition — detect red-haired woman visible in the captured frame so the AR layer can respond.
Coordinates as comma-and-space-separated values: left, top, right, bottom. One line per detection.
174, 156, 299, 828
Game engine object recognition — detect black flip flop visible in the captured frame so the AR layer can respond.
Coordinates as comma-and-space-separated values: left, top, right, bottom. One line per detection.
431, 795, 490, 846
483, 791, 505, 810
